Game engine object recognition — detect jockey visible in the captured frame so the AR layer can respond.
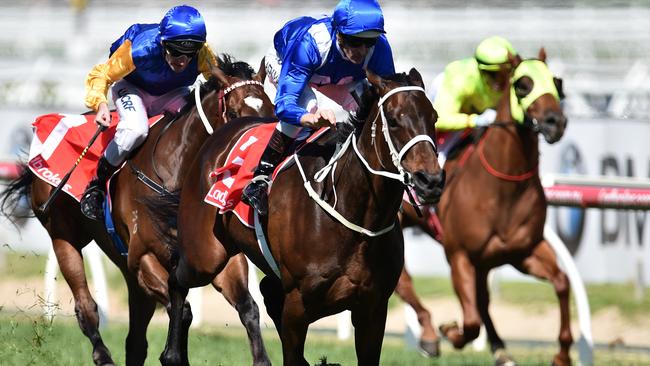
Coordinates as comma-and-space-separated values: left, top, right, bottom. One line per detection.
242, 0, 395, 216
427, 36, 517, 165
80, 5, 218, 221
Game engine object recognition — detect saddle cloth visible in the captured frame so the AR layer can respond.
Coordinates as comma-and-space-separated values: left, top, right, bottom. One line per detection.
28, 112, 163, 201
204, 122, 329, 227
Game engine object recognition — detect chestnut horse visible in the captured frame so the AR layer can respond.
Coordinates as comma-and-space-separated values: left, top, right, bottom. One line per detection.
400, 49, 570, 366
1, 55, 275, 366
150, 69, 445, 365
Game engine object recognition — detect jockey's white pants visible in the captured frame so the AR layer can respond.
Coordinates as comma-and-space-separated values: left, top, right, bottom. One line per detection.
264, 45, 362, 138
103, 79, 189, 166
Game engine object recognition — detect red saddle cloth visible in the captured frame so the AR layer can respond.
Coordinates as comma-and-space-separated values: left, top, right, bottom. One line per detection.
204, 122, 329, 227
27, 112, 163, 201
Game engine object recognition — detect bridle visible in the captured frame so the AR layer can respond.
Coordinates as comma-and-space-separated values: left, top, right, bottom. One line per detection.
298, 85, 438, 237
356, 86, 437, 188
195, 79, 265, 135
217, 80, 265, 122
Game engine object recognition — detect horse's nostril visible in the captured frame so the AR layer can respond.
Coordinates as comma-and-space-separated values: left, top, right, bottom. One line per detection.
414, 170, 445, 190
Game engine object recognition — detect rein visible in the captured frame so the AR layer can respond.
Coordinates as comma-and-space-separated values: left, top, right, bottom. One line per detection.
296, 85, 436, 237
143, 78, 265, 195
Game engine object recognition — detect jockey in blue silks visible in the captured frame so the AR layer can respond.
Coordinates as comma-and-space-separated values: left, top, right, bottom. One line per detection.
242, 0, 395, 216
80, 5, 218, 221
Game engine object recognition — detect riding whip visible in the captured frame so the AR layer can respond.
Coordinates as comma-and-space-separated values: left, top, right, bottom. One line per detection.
38, 124, 107, 214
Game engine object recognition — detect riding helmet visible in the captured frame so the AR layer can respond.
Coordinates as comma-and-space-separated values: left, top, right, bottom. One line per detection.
333, 0, 385, 38
475, 36, 517, 71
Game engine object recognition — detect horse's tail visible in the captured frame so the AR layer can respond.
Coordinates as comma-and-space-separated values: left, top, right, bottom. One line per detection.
0, 164, 35, 224
141, 190, 180, 250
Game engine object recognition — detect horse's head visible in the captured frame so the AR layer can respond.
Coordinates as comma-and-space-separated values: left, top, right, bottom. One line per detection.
508, 49, 567, 144
209, 55, 275, 122
364, 68, 445, 204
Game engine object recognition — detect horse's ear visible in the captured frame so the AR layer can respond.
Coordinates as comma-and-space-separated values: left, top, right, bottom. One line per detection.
366, 69, 385, 90
253, 57, 267, 83
408, 68, 425, 88
507, 52, 521, 69
538, 47, 547, 63
210, 65, 230, 88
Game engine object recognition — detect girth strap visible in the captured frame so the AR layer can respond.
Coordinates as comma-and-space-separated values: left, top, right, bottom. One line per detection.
128, 161, 172, 195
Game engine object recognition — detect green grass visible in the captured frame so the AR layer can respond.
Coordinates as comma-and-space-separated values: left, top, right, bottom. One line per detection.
0, 314, 648, 365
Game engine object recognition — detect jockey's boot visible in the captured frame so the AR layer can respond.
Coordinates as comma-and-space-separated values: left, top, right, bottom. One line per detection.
80, 156, 118, 221
242, 129, 294, 216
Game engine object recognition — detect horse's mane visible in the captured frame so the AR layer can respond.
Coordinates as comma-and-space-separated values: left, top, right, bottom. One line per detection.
348, 72, 413, 127
184, 53, 256, 104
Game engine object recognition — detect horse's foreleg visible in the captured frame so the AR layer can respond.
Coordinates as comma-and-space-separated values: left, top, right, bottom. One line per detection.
441, 251, 481, 349
476, 270, 516, 366
52, 238, 115, 366
352, 299, 389, 366
212, 254, 270, 366
516, 240, 573, 366
260, 274, 285, 333
279, 290, 309, 366
394, 266, 440, 357
160, 264, 191, 366
124, 273, 157, 366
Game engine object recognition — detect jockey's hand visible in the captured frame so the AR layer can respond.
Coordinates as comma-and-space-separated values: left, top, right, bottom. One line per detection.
300, 109, 337, 129
95, 103, 111, 130
474, 108, 497, 127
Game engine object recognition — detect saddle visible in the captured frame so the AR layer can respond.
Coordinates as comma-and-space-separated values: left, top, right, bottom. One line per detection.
28, 112, 163, 201
203, 122, 332, 227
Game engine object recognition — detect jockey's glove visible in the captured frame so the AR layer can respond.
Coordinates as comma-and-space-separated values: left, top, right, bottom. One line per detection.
474, 108, 497, 127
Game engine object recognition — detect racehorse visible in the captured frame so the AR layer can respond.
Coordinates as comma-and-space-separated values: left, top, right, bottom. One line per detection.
149, 68, 445, 365
401, 48, 570, 366
1, 55, 275, 366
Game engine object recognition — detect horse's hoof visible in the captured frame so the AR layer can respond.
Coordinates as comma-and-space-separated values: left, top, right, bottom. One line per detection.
418, 339, 441, 358
494, 348, 517, 366
438, 320, 458, 337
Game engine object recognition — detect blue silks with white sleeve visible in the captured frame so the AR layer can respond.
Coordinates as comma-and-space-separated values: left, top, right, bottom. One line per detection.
272, 6, 395, 126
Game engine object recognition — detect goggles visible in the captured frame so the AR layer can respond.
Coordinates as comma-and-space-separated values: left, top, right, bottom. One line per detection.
163, 40, 203, 58
341, 34, 378, 48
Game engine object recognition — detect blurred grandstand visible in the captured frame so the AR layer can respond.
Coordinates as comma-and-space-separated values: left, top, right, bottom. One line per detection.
0, 1, 647, 135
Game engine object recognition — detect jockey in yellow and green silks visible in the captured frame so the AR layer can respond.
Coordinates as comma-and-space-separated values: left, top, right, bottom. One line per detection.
427, 36, 517, 165
80, 5, 218, 221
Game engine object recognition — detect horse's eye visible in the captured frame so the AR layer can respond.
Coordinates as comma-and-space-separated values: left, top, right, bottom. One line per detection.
386, 117, 398, 127
227, 111, 238, 120
514, 77, 533, 99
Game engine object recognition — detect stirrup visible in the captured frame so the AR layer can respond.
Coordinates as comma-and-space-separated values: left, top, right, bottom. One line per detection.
242, 176, 270, 216
80, 186, 106, 221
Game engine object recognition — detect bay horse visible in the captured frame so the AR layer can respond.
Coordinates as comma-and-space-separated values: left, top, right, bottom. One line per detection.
1, 55, 275, 366
401, 48, 570, 366
150, 68, 445, 365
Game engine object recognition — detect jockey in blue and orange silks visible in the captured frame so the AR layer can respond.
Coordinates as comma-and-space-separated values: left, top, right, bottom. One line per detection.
80, 5, 218, 221
242, 0, 395, 216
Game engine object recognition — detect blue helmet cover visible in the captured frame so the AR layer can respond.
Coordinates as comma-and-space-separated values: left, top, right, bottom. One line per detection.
332, 0, 385, 36
158, 5, 206, 42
